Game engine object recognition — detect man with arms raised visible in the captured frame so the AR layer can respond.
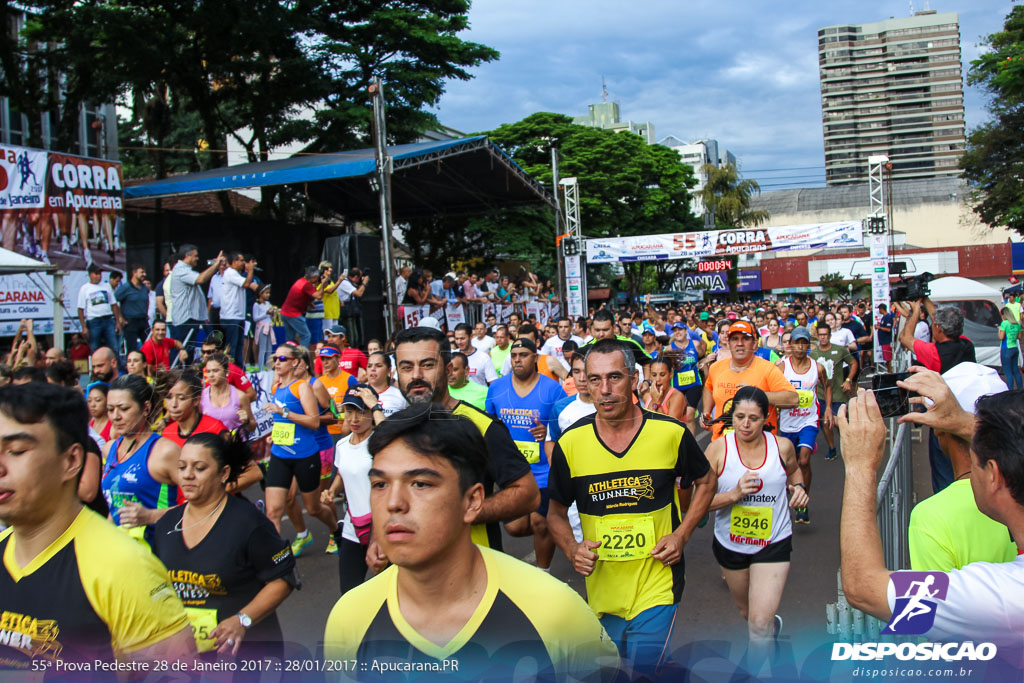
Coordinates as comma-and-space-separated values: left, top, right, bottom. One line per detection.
0, 383, 195, 671
324, 403, 618, 679
548, 339, 716, 679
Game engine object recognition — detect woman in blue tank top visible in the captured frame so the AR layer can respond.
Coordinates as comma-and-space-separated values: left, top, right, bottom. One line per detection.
263, 344, 341, 545
101, 375, 181, 541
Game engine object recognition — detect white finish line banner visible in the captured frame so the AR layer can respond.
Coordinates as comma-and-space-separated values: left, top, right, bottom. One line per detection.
586, 221, 862, 263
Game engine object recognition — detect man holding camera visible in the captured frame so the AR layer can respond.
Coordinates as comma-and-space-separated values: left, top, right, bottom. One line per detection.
898, 299, 976, 494
337, 267, 369, 349
837, 376, 1023, 671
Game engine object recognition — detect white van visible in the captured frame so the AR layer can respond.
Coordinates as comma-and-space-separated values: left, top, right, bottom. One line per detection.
926, 276, 1003, 367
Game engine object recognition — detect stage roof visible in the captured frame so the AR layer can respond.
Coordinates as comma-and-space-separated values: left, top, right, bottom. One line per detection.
124, 136, 554, 218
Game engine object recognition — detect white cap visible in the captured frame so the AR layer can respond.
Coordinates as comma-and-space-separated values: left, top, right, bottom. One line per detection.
417, 316, 442, 331
941, 362, 1008, 414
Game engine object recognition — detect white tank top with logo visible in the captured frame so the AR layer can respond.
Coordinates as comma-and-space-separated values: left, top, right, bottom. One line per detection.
779, 356, 819, 433
714, 432, 793, 553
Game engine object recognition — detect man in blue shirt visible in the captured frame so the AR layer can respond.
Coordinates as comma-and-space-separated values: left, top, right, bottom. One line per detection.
486, 338, 566, 571
876, 303, 895, 371
114, 264, 150, 353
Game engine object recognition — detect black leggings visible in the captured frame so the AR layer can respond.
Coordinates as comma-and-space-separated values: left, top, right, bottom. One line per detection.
338, 536, 369, 595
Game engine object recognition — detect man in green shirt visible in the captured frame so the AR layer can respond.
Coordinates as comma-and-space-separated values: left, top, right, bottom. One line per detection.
810, 321, 857, 460
490, 325, 512, 377
449, 352, 488, 411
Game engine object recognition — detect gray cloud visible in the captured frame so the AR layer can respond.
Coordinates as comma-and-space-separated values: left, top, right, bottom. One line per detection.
432, 1, 1014, 189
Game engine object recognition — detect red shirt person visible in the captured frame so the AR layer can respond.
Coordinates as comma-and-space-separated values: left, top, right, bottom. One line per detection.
314, 324, 368, 382
140, 320, 186, 373
280, 266, 325, 347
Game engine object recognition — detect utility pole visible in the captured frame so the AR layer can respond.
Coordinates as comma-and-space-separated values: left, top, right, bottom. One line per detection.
370, 77, 398, 338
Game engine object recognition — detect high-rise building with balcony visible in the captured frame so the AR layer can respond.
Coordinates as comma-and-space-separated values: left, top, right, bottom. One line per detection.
818, 10, 965, 186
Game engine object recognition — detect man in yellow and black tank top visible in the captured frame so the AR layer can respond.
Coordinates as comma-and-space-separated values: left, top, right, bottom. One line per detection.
323, 403, 619, 680
548, 339, 716, 680
387, 327, 539, 554
0, 383, 193, 674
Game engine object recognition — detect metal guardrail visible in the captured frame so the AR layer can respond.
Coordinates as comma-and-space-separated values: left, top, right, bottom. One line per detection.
399, 300, 561, 330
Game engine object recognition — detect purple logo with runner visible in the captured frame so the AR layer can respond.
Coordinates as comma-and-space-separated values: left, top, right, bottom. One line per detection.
883, 571, 949, 635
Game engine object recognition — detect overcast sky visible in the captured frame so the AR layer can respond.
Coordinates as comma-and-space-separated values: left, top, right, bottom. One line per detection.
430, 1, 1015, 190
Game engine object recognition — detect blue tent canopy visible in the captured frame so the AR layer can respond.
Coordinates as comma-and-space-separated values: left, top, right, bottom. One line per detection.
124, 136, 554, 218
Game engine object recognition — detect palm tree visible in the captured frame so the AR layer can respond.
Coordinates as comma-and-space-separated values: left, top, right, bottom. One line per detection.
697, 163, 770, 300
698, 163, 770, 228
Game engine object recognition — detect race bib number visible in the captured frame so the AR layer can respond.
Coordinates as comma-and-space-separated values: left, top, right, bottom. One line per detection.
595, 516, 656, 561
676, 370, 696, 386
797, 390, 815, 409
185, 607, 219, 653
730, 505, 773, 541
514, 440, 541, 464
272, 421, 295, 446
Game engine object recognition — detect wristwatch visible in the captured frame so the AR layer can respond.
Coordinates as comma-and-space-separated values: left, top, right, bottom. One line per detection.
237, 612, 252, 629
281, 406, 290, 420
372, 405, 383, 412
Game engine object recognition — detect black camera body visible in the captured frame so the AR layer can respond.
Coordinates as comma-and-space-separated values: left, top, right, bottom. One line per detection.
890, 272, 934, 303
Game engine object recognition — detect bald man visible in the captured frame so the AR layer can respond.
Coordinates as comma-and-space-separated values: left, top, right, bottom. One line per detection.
44, 346, 66, 367
90, 347, 119, 383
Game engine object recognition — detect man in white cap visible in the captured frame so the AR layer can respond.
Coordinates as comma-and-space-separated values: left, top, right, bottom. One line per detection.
908, 363, 1018, 571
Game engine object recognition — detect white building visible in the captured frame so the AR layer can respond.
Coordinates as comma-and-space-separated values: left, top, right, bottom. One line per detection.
658, 136, 736, 225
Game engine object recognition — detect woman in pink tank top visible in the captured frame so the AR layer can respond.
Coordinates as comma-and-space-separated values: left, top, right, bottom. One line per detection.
201, 353, 256, 433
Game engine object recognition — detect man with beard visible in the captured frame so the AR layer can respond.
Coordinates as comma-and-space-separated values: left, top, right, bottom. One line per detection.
486, 339, 566, 572
89, 346, 119, 383
363, 327, 540, 573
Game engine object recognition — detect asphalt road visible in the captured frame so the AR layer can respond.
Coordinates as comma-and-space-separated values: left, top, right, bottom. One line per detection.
268, 393, 935, 678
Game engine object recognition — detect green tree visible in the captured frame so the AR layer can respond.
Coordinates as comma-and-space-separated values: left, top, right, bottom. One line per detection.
961, 6, 1024, 234
302, 0, 499, 152
819, 272, 846, 300
4, 1, 497, 218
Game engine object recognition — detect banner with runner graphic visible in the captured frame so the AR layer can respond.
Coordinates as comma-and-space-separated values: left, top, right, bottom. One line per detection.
586, 221, 863, 263
0, 143, 125, 336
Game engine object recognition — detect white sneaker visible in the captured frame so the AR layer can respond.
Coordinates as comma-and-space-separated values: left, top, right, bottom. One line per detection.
60, 235, 70, 252
83, 247, 93, 266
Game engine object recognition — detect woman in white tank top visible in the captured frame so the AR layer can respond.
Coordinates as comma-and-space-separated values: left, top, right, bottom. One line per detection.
703, 386, 809, 653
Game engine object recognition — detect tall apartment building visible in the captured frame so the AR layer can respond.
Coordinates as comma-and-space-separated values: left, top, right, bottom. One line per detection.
818, 10, 965, 186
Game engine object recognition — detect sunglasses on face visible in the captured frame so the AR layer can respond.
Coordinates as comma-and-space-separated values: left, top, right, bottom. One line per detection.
274, 355, 293, 362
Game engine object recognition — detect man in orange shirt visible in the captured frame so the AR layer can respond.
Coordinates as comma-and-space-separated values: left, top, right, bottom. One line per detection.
700, 320, 798, 439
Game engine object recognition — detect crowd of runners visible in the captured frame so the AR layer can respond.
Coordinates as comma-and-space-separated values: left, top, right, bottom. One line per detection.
1, 250, 1022, 680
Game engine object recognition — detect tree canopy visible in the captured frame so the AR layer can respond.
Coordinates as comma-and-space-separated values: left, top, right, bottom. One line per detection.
961, 5, 1024, 234
1, 0, 497, 216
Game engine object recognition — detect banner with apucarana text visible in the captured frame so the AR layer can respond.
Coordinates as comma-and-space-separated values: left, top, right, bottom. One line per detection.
585, 221, 863, 263
0, 144, 125, 336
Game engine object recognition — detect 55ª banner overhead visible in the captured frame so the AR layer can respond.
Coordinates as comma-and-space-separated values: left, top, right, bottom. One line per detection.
585, 221, 863, 263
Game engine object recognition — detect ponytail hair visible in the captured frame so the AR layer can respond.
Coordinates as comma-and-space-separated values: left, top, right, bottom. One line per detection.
714, 385, 773, 432
184, 432, 253, 484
